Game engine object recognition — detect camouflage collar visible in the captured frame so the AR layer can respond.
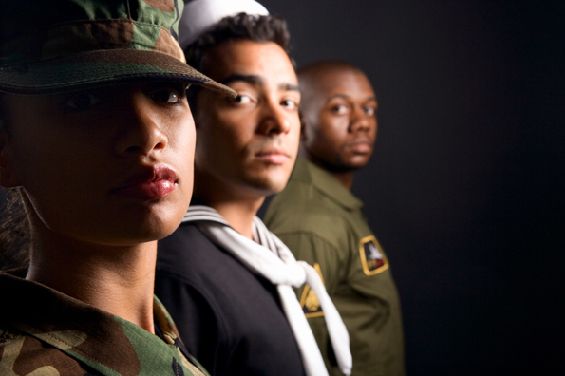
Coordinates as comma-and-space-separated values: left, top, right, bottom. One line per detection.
293, 158, 363, 211
0, 272, 207, 375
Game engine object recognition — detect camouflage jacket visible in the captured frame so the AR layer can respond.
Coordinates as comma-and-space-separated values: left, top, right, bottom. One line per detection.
0, 272, 208, 375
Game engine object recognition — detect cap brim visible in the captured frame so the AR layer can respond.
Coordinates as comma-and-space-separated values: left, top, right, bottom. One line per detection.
0, 49, 235, 96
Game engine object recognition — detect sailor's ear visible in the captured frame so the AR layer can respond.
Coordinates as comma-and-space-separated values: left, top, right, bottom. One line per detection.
299, 112, 308, 142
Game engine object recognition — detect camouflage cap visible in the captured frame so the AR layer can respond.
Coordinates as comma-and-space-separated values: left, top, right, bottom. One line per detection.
0, 0, 235, 96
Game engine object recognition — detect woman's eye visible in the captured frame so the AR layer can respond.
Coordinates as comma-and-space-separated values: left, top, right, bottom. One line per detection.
149, 87, 186, 104
62, 92, 101, 113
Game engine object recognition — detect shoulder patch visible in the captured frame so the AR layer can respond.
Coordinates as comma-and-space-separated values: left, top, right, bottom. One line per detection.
299, 263, 325, 318
359, 235, 389, 275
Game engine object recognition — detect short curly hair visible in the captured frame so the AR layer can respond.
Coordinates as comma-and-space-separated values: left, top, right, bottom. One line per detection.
185, 12, 292, 72
183, 13, 292, 111
0, 96, 30, 272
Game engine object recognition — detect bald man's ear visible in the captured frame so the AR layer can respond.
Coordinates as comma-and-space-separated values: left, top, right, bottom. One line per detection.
0, 129, 19, 188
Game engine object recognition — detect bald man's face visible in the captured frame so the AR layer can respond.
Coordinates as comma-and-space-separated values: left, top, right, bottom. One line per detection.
301, 68, 377, 172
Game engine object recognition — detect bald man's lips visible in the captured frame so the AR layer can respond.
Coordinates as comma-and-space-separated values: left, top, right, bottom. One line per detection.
255, 148, 291, 165
349, 139, 373, 154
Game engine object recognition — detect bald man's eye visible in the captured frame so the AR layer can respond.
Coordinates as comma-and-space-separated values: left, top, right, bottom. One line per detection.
330, 103, 350, 116
363, 105, 377, 116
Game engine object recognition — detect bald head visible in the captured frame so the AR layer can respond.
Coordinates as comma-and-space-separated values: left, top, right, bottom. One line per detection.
297, 61, 378, 175
298, 61, 365, 109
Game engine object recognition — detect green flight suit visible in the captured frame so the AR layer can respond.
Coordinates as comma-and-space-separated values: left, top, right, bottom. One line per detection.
264, 159, 405, 376
0, 272, 208, 376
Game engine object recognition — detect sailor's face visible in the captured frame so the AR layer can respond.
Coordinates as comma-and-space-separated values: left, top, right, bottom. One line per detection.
0, 82, 196, 245
194, 40, 301, 197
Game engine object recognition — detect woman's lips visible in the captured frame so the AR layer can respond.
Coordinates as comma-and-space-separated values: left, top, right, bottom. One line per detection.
112, 165, 179, 200
122, 179, 176, 200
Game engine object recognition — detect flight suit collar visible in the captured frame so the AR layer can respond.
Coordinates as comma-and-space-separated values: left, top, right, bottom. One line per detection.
294, 158, 363, 211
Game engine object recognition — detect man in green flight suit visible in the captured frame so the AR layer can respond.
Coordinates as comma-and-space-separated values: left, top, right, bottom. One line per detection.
264, 61, 405, 376
0, 0, 234, 374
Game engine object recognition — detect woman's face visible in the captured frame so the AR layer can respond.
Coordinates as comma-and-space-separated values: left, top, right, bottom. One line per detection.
0, 82, 196, 246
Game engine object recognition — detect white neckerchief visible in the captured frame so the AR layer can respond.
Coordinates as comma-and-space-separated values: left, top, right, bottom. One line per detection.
182, 205, 351, 376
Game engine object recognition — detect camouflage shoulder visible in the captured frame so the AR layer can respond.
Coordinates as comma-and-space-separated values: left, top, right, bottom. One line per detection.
0, 328, 92, 375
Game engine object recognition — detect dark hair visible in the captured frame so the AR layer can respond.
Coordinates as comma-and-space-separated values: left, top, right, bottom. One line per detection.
0, 96, 30, 271
0, 188, 30, 272
184, 13, 292, 110
185, 13, 292, 71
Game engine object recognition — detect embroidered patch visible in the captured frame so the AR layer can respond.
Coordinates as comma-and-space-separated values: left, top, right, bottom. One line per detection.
359, 235, 389, 275
299, 263, 325, 318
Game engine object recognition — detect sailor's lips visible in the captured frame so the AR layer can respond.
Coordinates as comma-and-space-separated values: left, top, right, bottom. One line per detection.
254, 149, 292, 165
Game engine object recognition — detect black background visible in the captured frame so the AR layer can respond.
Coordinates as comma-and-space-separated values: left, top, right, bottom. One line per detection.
1, 1, 562, 374
263, 0, 564, 374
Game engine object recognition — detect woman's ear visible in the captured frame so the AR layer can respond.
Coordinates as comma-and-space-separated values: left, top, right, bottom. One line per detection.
0, 130, 19, 188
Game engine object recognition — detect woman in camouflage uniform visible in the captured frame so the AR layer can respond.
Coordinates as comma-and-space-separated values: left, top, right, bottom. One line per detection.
0, 0, 234, 374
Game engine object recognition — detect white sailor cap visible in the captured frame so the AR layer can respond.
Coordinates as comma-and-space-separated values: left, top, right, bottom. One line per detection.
179, 0, 270, 49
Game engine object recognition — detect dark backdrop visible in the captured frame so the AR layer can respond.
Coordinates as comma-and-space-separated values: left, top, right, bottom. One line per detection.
0, 1, 562, 374
264, 1, 564, 375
